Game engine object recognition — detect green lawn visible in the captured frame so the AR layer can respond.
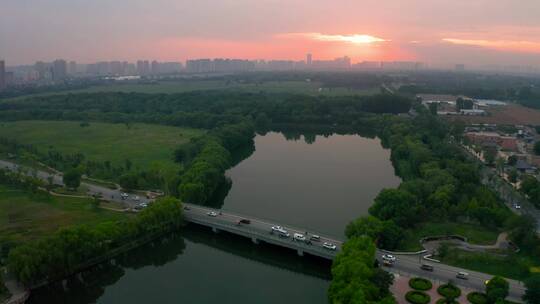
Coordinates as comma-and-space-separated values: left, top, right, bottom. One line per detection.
3, 80, 380, 101
439, 248, 539, 281
0, 185, 127, 252
399, 222, 500, 252
0, 121, 203, 170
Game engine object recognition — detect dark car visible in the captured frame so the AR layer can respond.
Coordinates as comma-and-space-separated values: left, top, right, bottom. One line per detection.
237, 219, 251, 225
420, 264, 434, 271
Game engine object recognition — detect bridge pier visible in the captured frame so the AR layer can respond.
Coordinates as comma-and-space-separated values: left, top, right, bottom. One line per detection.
251, 237, 259, 244
212, 227, 219, 233
297, 249, 304, 257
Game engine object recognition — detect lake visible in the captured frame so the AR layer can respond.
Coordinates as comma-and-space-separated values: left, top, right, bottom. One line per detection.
28, 132, 399, 304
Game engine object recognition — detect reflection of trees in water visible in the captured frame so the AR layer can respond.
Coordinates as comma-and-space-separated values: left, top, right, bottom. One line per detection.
28, 263, 125, 304
117, 232, 186, 269
27, 234, 186, 304
229, 139, 255, 167
275, 126, 379, 145
183, 225, 332, 280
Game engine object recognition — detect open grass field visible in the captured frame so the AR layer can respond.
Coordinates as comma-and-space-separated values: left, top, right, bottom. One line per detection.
4, 80, 381, 101
0, 185, 127, 248
0, 121, 204, 170
399, 222, 500, 252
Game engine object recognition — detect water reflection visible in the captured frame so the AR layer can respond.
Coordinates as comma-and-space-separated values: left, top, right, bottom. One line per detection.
28, 226, 330, 304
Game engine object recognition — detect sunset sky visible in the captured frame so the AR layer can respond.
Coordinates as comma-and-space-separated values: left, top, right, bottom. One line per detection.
2, 0, 540, 66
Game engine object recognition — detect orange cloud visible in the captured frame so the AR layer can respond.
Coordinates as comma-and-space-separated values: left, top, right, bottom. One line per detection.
279, 33, 388, 44
442, 38, 540, 53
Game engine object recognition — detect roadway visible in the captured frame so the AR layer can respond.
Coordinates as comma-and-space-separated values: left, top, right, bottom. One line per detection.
0, 159, 527, 302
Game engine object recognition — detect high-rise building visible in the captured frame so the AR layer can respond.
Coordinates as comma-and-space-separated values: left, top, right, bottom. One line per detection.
455, 64, 465, 72
151, 60, 160, 74
34, 61, 48, 80
0, 60, 5, 90
52, 59, 67, 81
137, 60, 150, 75
306, 53, 312, 66
68, 61, 77, 75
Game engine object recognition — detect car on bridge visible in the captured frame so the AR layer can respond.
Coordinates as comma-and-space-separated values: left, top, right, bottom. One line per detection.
271, 226, 290, 238
236, 219, 251, 225
207, 211, 218, 217
293, 233, 306, 242
309, 235, 320, 242
323, 242, 337, 251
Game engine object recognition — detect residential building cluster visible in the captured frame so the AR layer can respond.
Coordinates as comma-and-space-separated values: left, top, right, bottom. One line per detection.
464, 124, 539, 176
417, 94, 501, 116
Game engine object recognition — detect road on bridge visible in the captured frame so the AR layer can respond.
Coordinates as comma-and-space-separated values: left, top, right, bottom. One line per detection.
0, 159, 527, 302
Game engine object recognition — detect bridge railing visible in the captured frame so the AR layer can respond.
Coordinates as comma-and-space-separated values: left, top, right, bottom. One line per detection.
183, 203, 344, 244
185, 213, 337, 258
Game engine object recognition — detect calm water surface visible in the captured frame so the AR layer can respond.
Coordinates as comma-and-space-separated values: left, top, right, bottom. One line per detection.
222, 132, 400, 238
29, 132, 399, 304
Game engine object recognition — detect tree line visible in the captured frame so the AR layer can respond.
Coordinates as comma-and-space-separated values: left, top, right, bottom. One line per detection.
7, 197, 183, 286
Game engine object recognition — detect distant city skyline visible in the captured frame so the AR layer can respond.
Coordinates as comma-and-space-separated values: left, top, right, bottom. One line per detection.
2, 0, 540, 67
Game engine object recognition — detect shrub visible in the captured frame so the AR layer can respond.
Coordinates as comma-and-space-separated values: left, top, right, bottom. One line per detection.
436, 299, 458, 304
437, 283, 461, 298
409, 277, 433, 291
405, 291, 431, 304
467, 292, 488, 304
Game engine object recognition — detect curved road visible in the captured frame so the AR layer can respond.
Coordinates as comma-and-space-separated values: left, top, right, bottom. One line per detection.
0, 159, 526, 302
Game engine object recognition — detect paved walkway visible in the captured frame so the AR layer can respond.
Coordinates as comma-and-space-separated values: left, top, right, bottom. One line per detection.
422, 233, 511, 254
391, 273, 474, 304
2, 274, 29, 304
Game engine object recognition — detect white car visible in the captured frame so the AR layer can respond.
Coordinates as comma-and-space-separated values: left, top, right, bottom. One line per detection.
271, 226, 289, 237
515, 204, 521, 209
293, 233, 306, 242
132, 195, 140, 201
323, 242, 337, 251
207, 211, 218, 217
271, 226, 284, 232
120, 192, 129, 200
382, 254, 396, 262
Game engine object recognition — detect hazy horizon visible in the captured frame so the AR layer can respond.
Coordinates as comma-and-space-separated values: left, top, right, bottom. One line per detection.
2, 0, 540, 67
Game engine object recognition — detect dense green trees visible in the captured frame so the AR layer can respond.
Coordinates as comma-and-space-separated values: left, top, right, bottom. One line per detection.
8, 197, 183, 285
520, 175, 540, 208
524, 275, 540, 304
534, 142, 540, 156
345, 216, 403, 250
486, 276, 509, 303
369, 189, 419, 227
63, 168, 82, 189
342, 110, 519, 254
328, 236, 395, 304
175, 122, 254, 204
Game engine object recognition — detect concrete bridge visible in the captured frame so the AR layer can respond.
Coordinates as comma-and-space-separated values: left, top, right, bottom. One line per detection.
182, 203, 342, 260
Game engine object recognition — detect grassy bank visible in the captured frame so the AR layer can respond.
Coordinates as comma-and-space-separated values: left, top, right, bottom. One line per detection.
439, 248, 539, 281
398, 222, 500, 251
0, 120, 203, 170
0, 185, 127, 254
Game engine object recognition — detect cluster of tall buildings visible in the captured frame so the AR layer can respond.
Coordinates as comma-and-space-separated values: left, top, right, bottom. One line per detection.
0, 54, 431, 89
185, 54, 352, 73
78, 60, 182, 77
